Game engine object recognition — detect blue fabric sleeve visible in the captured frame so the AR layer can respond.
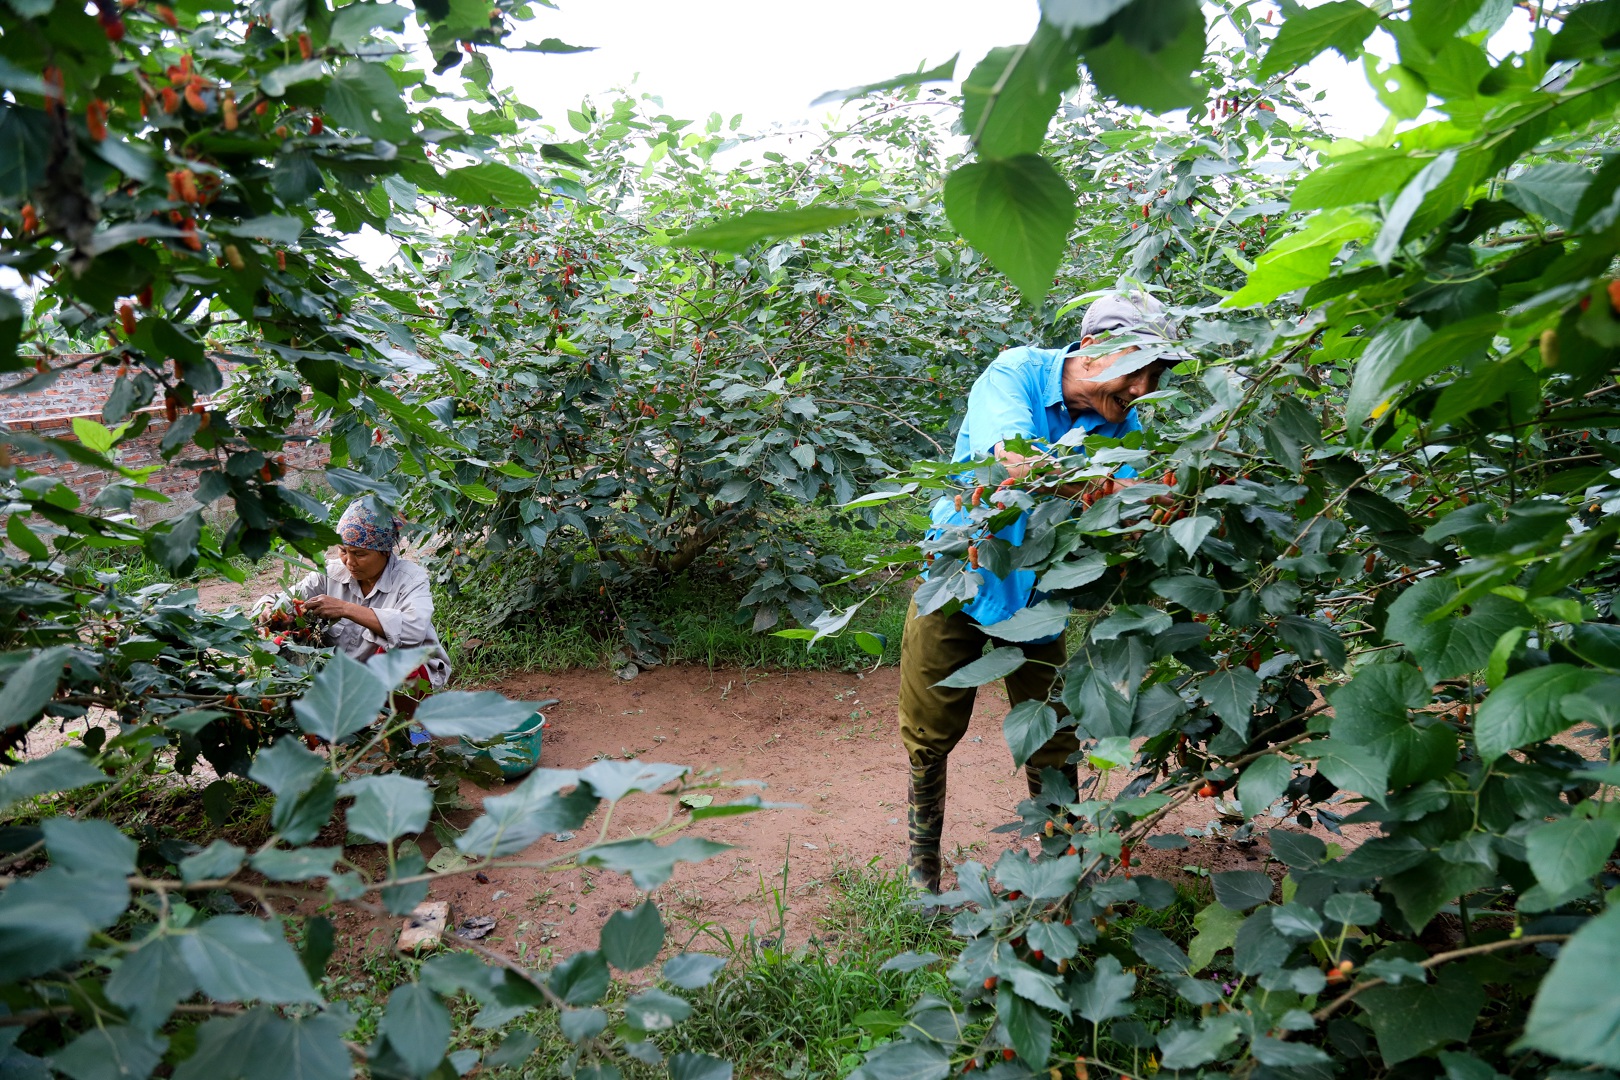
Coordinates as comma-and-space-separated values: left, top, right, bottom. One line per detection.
964, 361, 1040, 458
1115, 407, 1144, 479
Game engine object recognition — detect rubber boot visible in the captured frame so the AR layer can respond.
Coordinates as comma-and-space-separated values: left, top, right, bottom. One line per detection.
907, 761, 948, 894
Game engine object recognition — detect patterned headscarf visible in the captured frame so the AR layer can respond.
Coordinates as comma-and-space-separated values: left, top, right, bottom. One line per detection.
336, 499, 401, 552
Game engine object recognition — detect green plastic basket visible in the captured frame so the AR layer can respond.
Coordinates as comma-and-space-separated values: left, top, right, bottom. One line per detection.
463, 699, 557, 780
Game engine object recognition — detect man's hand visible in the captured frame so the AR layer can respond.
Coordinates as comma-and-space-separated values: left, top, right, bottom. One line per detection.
302, 594, 351, 620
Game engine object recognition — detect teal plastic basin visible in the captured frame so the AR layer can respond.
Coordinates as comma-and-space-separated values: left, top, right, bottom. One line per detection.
463, 699, 557, 780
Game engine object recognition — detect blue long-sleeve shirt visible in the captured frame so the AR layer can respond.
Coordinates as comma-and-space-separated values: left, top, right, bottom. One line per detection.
927, 344, 1141, 637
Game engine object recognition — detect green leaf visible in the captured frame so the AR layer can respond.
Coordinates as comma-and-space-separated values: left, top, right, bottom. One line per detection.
810, 55, 958, 106
663, 952, 726, 990
171, 1008, 349, 1080
944, 155, 1076, 307
1267, 829, 1326, 868
1082, 0, 1208, 112
1259, 0, 1379, 76
341, 774, 432, 843
1328, 664, 1455, 790
670, 206, 875, 254
1132, 926, 1191, 973
1003, 700, 1060, 769
1212, 869, 1273, 911
1323, 892, 1382, 926
0, 105, 51, 199
1503, 163, 1592, 230
853, 631, 887, 657
50, 1026, 167, 1080
625, 987, 693, 1033
1091, 605, 1171, 641
435, 162, 543, 207
1158, 1016, 1240, 1070
1292, 148, 1426, 212
1073, 955, 1137, 1023
292, 653, 388, 742
7, 514, 48, 561
1520, 905, 1620, 1067
860, 1041, 950, 1080
248, 737, 327, 799
249, 847, 341, 882
1526, 815, 1620, 897
323, 61, 412, 141
71, 417, 116, 453
381, 846, 427, 916
668, 1053, 733, 1080
1187, 901, 1244, 972
1233, 909, 1292, 974
1199, 668, 1260, 737
178, 916, 320, 1004
934, 645, 1027, 688
1168, 514, 1218, 558
216, 216, 305, 244
1301, 740, 1390, 801
1369, 151, 1457, 266
1225, 208, 1376, 308
414, 692, 538, 739
1348, 317, 1436, 430
999, 989, 1053, 1066
1276, 614, 1345, 669
548, 949, 611, 1007
0, 866, 128, 978
1041, 0, 1134, 30
579, 760, 689, 802
0, 645, 70, 733
105, 932, 198, 1030
1252, 1037, 1331, 1069
1238, 753, 1293, 817
961, 27, 1079, 159
1151, 575, 1224, 613
456, 773, 596, 858
0, 749, 106, 812
1037, 553, 1107, 591
982, 599, 1070, 642
1383, 858, 1494, 930
578, 836, 729, 890
601, 901, 664, 971
329, 1, 409, 48
1475, 664, 1609, 764
1358, 967, 1486, 1065
1385, 580, 1529, 681
42, 818, 136, 875
180, 840, 245, 885
380, 983, 451, 1078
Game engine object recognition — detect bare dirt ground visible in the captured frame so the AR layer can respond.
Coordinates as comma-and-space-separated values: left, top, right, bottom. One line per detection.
346, 663, 1374, 966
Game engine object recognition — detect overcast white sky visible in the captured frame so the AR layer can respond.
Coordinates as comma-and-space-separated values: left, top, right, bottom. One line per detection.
473, 0, 1390, 142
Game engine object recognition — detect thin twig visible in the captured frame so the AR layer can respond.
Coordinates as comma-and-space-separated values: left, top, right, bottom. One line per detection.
1312, 934, 1569, 1020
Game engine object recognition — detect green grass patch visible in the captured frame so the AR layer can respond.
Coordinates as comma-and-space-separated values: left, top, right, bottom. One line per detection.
310, 860, 962, 1079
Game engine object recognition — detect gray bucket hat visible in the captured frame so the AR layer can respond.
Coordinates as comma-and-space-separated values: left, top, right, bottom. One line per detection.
1074, 292, 1190, 381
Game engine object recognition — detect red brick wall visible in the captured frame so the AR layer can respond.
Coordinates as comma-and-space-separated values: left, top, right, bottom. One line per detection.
2, 355, 329, 519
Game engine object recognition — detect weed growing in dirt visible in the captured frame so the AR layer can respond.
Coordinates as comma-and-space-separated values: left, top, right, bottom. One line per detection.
662, 859, 960, 1078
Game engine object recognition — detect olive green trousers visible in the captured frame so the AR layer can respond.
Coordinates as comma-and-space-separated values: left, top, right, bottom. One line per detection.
897, 597, 1079, 891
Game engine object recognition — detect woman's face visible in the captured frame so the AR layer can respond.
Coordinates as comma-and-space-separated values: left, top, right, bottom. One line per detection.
339, 545, 390, 582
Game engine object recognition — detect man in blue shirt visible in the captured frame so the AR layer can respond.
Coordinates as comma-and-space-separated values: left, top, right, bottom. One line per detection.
900, 292, 1183, 894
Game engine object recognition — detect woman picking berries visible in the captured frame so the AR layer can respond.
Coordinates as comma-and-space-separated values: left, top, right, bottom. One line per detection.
258, 498, 451, 696
899, 291, 1187, 894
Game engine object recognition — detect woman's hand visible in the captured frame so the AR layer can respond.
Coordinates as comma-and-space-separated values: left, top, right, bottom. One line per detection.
302, 594, 351, 621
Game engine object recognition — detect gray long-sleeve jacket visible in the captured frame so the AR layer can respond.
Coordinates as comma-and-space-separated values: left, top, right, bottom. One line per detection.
274, 553, 452, 688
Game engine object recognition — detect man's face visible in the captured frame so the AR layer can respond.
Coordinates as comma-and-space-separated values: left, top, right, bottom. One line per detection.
1081, 345, 1165, 423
